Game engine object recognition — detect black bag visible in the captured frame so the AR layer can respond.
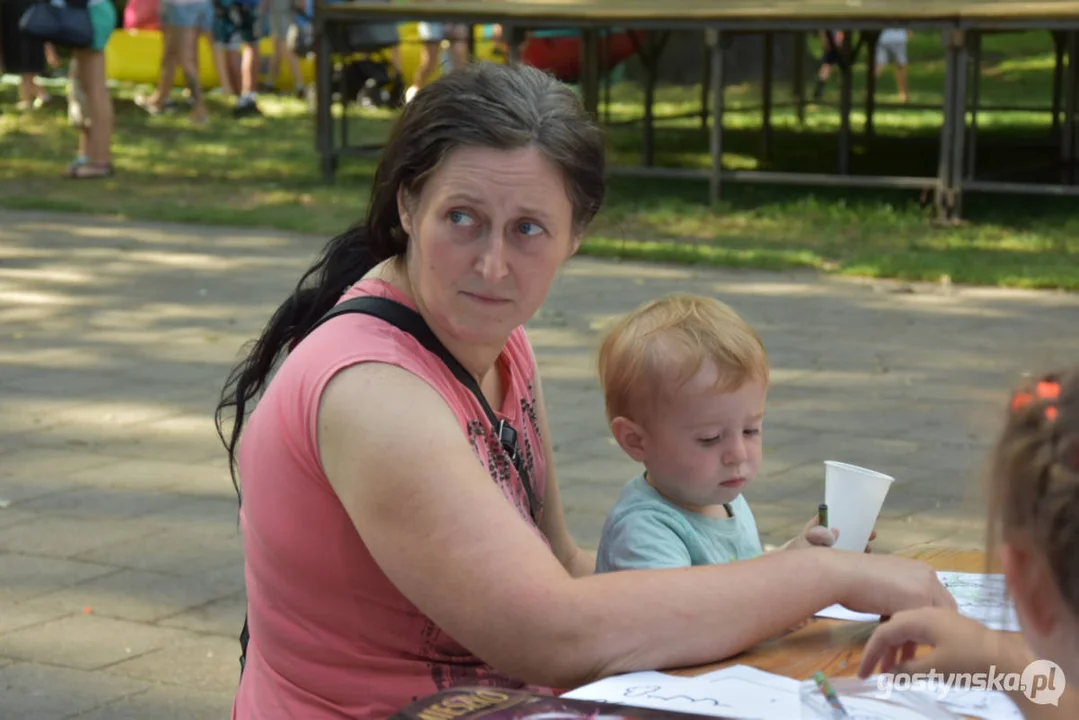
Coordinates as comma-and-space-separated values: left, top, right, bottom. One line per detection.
19, 0, 93, 49
237, 296, 539, 677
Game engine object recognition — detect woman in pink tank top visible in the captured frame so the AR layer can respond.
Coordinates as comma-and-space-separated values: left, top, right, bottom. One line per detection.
217, 62, 956, 719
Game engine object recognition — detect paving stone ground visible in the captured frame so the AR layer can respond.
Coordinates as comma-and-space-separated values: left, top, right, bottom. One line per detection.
2, 209, 1079, 718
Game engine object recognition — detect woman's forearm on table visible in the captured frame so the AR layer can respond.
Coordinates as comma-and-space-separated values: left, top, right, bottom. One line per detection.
550, 548, 844, 685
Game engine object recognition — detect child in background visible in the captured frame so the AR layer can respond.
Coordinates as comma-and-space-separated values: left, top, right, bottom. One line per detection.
263, 0, 304, 97
812, 29, 845, 101
859, 368, 1079, 718
875, 28, 911, 103
594, 294, 846, 573
213, 0, 264, 116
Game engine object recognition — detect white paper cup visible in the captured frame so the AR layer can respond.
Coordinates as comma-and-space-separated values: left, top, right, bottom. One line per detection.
824, 461, 895, 553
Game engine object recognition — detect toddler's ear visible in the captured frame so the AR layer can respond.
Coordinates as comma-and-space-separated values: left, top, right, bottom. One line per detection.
610, 416, 647, 463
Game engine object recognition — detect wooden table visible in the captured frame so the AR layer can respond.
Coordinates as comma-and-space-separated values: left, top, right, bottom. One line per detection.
669, 546, 986, 681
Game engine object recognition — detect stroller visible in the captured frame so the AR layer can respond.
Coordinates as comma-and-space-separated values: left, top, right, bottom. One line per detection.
294, 0, 404, 109
329, 21, 404, 109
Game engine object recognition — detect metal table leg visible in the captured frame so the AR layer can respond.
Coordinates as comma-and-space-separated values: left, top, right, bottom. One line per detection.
580, 28, 601, 119
761, 31, 774, 161
935, 30, 959, 219
864, 31, 879, 136
506, 25, 522, 63
793, 31, 806, 126
700, 32, 711, 131
1065, 32, 1079, 184
837, 29, 853, 174
1052, 31, 1066, 132
949, 30, 969, 219
965, 31, 982, 182
315, 14, 335, 183
708, 29, 725, 204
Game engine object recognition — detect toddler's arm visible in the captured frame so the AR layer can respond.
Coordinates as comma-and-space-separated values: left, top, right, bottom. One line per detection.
596, 511, 692, 573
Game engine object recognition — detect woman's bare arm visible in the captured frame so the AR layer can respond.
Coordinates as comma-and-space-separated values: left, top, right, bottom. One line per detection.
319, 362, 955, 689
531, 373, 595, 578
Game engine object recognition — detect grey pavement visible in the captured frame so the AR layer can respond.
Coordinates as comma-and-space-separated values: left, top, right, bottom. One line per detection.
2, 209, 1079, 718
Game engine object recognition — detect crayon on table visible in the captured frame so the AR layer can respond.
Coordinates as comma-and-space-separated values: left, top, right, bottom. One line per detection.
812, 670, 849, 718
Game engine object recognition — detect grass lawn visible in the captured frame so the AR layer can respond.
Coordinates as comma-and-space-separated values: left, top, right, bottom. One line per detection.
1, 30, 1077, 289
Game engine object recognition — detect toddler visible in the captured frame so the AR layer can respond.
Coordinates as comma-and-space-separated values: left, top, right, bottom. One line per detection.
595, 294, 840, 573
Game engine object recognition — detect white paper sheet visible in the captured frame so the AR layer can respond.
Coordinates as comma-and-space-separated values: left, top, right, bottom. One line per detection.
813, 571, 1020, 632
933, 685, 1024, 720
937, 571, 1020, 633
562, 665, 800, 720
814, 604, 882, 622
564, 664, 1023, 720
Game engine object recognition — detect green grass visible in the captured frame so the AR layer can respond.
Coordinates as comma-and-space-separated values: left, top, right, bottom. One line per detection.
1, 29, 1077, 289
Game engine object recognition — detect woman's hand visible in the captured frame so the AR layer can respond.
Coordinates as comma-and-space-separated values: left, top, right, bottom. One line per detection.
857, 607, 993, 678
835, 553, 957, 619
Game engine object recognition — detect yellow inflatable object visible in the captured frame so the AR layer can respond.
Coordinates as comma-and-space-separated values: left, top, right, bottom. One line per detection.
105, 23, 503, 90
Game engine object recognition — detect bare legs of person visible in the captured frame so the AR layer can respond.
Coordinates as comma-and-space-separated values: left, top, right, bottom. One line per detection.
68, 49, 114, 179
177, 26, 208, 123
213, 42, 240, 97
17, 72, 51, 109
894, 63, 909, 103
267, 36, 304, 96
874, 60, 910, 104
233, 42, 261, 116
139, 25, 180, 113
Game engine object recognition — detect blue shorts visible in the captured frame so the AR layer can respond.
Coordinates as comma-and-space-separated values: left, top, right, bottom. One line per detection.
161, 0, 212, 30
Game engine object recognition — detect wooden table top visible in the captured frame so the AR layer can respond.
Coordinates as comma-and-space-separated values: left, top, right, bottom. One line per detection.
671, 546, 987, 680
318, 0, 1079, 26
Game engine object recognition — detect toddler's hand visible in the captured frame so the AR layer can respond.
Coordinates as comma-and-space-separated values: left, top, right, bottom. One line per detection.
802, 513, 839, 548
782, 514, 838, 550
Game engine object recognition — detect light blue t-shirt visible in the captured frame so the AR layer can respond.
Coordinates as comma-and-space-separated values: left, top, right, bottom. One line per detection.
596, 473, 764, 572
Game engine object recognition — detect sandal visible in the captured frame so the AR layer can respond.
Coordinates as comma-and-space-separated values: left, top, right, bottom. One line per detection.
134, 95, 163, 115
68, 163, 114, 180
64, 156, 89, 177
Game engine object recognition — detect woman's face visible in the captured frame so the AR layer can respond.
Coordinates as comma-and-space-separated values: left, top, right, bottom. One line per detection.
399, 144, 582, 348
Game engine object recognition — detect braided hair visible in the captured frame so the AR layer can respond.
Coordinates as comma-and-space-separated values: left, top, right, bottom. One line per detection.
988, 368, 1079, 615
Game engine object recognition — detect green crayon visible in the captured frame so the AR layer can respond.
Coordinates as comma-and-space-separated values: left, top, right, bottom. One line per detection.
813, 671, 848, 717
818, 503, 828, 528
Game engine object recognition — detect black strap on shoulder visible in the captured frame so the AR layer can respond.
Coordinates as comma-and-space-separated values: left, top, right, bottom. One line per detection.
238, 296, 540, 680
304, 296, 539, 521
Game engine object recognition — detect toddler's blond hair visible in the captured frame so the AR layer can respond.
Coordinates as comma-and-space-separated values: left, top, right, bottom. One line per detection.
597, 294, 769, 424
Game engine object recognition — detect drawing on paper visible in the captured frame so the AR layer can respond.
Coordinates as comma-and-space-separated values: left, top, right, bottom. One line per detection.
937, 572, 1020, 632
622, 686, 734, 710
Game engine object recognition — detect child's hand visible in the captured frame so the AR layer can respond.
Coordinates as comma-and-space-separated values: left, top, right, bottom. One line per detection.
782, 514, 838, 551
777, 517, 878, 552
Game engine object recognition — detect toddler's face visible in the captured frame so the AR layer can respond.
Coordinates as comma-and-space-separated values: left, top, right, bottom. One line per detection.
641, 362, 766, 513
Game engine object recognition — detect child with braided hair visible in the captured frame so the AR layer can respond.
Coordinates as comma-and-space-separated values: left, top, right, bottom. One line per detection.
859, 368, 1079, 718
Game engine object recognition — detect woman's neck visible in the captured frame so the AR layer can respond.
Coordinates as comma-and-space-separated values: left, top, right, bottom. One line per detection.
366, 258, 505, 385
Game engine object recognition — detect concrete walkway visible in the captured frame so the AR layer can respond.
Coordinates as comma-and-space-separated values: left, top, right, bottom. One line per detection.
2, 210, 1078, 718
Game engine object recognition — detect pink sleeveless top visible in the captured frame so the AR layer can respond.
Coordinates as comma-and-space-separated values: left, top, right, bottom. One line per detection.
231, 279, 551, 719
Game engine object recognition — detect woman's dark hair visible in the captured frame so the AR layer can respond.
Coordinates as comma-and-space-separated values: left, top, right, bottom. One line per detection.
987, 367, 1079, 615
215, 62, 607, 499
